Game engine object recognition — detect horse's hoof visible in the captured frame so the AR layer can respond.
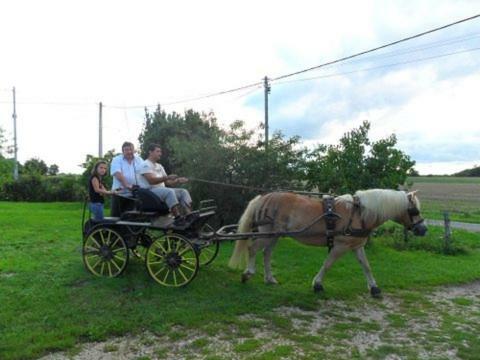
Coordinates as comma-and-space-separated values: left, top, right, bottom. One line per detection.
313, 283, 324, 293
370, 286, 382, 298
265, 278, 278, 285
241, 273, 251, 283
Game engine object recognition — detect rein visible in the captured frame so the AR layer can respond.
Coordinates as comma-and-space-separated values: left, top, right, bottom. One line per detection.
188, 177, 329, 197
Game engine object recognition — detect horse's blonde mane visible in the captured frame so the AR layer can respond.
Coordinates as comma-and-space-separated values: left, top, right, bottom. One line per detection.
354, 189, 410, 224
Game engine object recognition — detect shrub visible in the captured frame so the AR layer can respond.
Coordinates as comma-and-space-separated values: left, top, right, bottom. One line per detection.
0, 174, 85, 202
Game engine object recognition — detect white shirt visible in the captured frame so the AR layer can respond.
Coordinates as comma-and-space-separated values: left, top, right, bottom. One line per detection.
136, 159, 168, 189
110, 154, 143, 190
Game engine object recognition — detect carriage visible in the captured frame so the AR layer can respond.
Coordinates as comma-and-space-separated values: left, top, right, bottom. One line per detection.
81, 189, 223, 287
82, 187, 427, 296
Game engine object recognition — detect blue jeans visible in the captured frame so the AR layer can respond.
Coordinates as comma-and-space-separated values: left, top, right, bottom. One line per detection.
89, 202, 104, 220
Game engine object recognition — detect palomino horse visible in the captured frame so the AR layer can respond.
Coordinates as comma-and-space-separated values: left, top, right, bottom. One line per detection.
228, 189, 427, 297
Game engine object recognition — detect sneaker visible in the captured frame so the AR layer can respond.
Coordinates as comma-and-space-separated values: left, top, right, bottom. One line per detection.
131, 248, 142, 259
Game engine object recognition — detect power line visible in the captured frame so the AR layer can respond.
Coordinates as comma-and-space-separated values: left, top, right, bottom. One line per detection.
323, 32, 480, 69
271, 13, 480, 82
104, 80, 263, 110
275, 47, 480, 85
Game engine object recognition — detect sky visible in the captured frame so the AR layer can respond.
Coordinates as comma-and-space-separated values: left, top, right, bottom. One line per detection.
0, 0, 479, 175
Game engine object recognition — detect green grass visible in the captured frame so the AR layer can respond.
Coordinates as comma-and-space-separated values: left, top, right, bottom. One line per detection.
1, 201, 480, 359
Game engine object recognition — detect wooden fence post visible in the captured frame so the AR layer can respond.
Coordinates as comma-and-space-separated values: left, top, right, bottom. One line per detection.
443, 211, 452, 252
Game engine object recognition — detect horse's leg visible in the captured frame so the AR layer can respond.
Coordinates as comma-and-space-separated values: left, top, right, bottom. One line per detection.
263, 237, 279, 284
353, 246, 381, 298
312, 244, 350, 293
241, 239, 265, 283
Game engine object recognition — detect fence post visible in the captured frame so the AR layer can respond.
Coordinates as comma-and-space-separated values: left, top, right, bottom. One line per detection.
403, 227, 409, 243
443, 211, 452, 252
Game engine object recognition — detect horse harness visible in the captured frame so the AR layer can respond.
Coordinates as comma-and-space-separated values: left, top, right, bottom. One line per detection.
323, 195, 371, 252
251, 193, 371, 252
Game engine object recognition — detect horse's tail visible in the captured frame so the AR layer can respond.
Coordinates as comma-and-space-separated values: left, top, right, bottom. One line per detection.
228, 195, 263, 270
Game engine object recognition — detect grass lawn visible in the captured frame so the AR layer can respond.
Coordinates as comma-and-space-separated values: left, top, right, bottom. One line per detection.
1, 201, 480, 359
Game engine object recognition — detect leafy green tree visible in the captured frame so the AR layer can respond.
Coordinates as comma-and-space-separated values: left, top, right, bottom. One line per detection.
139, 106, 222, 173
47, 164, 59, 176
0, 157, 14, 185
0, 127, 5, 157
23, 158, 48, 176
139, 108, 307, 222
304, 121, 414, 194
80, 150, 116, 190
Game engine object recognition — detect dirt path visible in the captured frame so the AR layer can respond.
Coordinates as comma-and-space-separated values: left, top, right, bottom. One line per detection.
425, 219, 480, 232
39, 281, 480, 360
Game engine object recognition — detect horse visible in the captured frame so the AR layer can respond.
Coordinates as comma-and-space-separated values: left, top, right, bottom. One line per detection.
228, 189, 427, 297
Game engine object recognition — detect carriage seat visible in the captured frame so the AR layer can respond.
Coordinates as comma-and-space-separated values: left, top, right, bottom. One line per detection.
133, 188, 170, 215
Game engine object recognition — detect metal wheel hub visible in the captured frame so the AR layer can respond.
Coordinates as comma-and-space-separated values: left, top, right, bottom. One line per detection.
100, 245, 113, 260
165, 252, 182, 268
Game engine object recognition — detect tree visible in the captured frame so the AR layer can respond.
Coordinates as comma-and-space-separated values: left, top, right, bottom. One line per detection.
0, 127, 5, 157
47, 164, 59, 176
80, 150, 116, 189
23, 158, 48, 176
304, 121, 415, 194
139, 106, 223, 173
139, 108, 307, 222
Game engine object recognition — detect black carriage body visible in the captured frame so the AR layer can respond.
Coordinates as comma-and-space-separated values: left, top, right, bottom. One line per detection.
81, 189, 219, 287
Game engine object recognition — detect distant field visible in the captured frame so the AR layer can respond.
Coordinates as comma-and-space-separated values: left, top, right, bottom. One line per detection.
408, 176, 480, 223
408, 176, 480, 184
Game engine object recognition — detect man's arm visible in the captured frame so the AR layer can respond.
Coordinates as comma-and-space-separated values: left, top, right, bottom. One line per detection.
143, 173, 177, 185
113, 172, 131, 189
165, 176, 188, 187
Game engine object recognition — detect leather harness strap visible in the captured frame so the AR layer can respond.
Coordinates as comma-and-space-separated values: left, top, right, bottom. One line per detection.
323, 196, 341, 252
323, 195, 371, 252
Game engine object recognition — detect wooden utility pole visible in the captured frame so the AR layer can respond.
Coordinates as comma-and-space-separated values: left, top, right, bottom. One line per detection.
12, 87, 18, 180
98, 101, 103, 157
263, 76, 271, 150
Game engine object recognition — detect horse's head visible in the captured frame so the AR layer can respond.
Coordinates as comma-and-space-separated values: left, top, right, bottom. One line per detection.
398, 191, 427, 236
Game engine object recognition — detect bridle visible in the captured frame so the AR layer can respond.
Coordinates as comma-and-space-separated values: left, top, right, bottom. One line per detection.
407, 196, 425, 230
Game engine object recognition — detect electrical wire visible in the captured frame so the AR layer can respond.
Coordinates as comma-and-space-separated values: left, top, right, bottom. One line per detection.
274, 46, 480, 85
271, 13, 480, 82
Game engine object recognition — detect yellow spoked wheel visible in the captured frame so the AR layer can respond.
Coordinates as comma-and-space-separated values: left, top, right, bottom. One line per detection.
145, 233, 199, 287
83, 227, 129, 277
197, 223, 220, 266
198, 240, 220, 266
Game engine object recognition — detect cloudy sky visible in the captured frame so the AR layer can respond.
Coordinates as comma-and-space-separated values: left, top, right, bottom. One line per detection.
0, 0, 479, 175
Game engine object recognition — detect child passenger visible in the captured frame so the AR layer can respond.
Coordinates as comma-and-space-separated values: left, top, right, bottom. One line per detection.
89, 161, 115, 220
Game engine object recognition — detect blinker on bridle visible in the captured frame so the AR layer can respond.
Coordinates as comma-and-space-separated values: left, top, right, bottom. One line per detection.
407, 198, 424, 229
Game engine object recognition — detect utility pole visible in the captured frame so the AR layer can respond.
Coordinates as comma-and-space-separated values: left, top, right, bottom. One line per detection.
12, 87, 18, 181
98, 101, 103, 157
263, 76, 271, 150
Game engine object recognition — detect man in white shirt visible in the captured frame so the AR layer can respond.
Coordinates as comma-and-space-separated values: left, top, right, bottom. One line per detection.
137, 143, 193, 223
110, 141, 143, 216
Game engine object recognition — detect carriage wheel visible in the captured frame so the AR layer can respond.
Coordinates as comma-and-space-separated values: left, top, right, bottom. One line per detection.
197, 223, 220, 266
145, 233, 199, 287
83, 227, 129, 277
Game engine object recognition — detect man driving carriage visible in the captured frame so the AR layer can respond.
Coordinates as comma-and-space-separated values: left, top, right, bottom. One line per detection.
136, 143, 195, 227
110, 141, 143, 216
